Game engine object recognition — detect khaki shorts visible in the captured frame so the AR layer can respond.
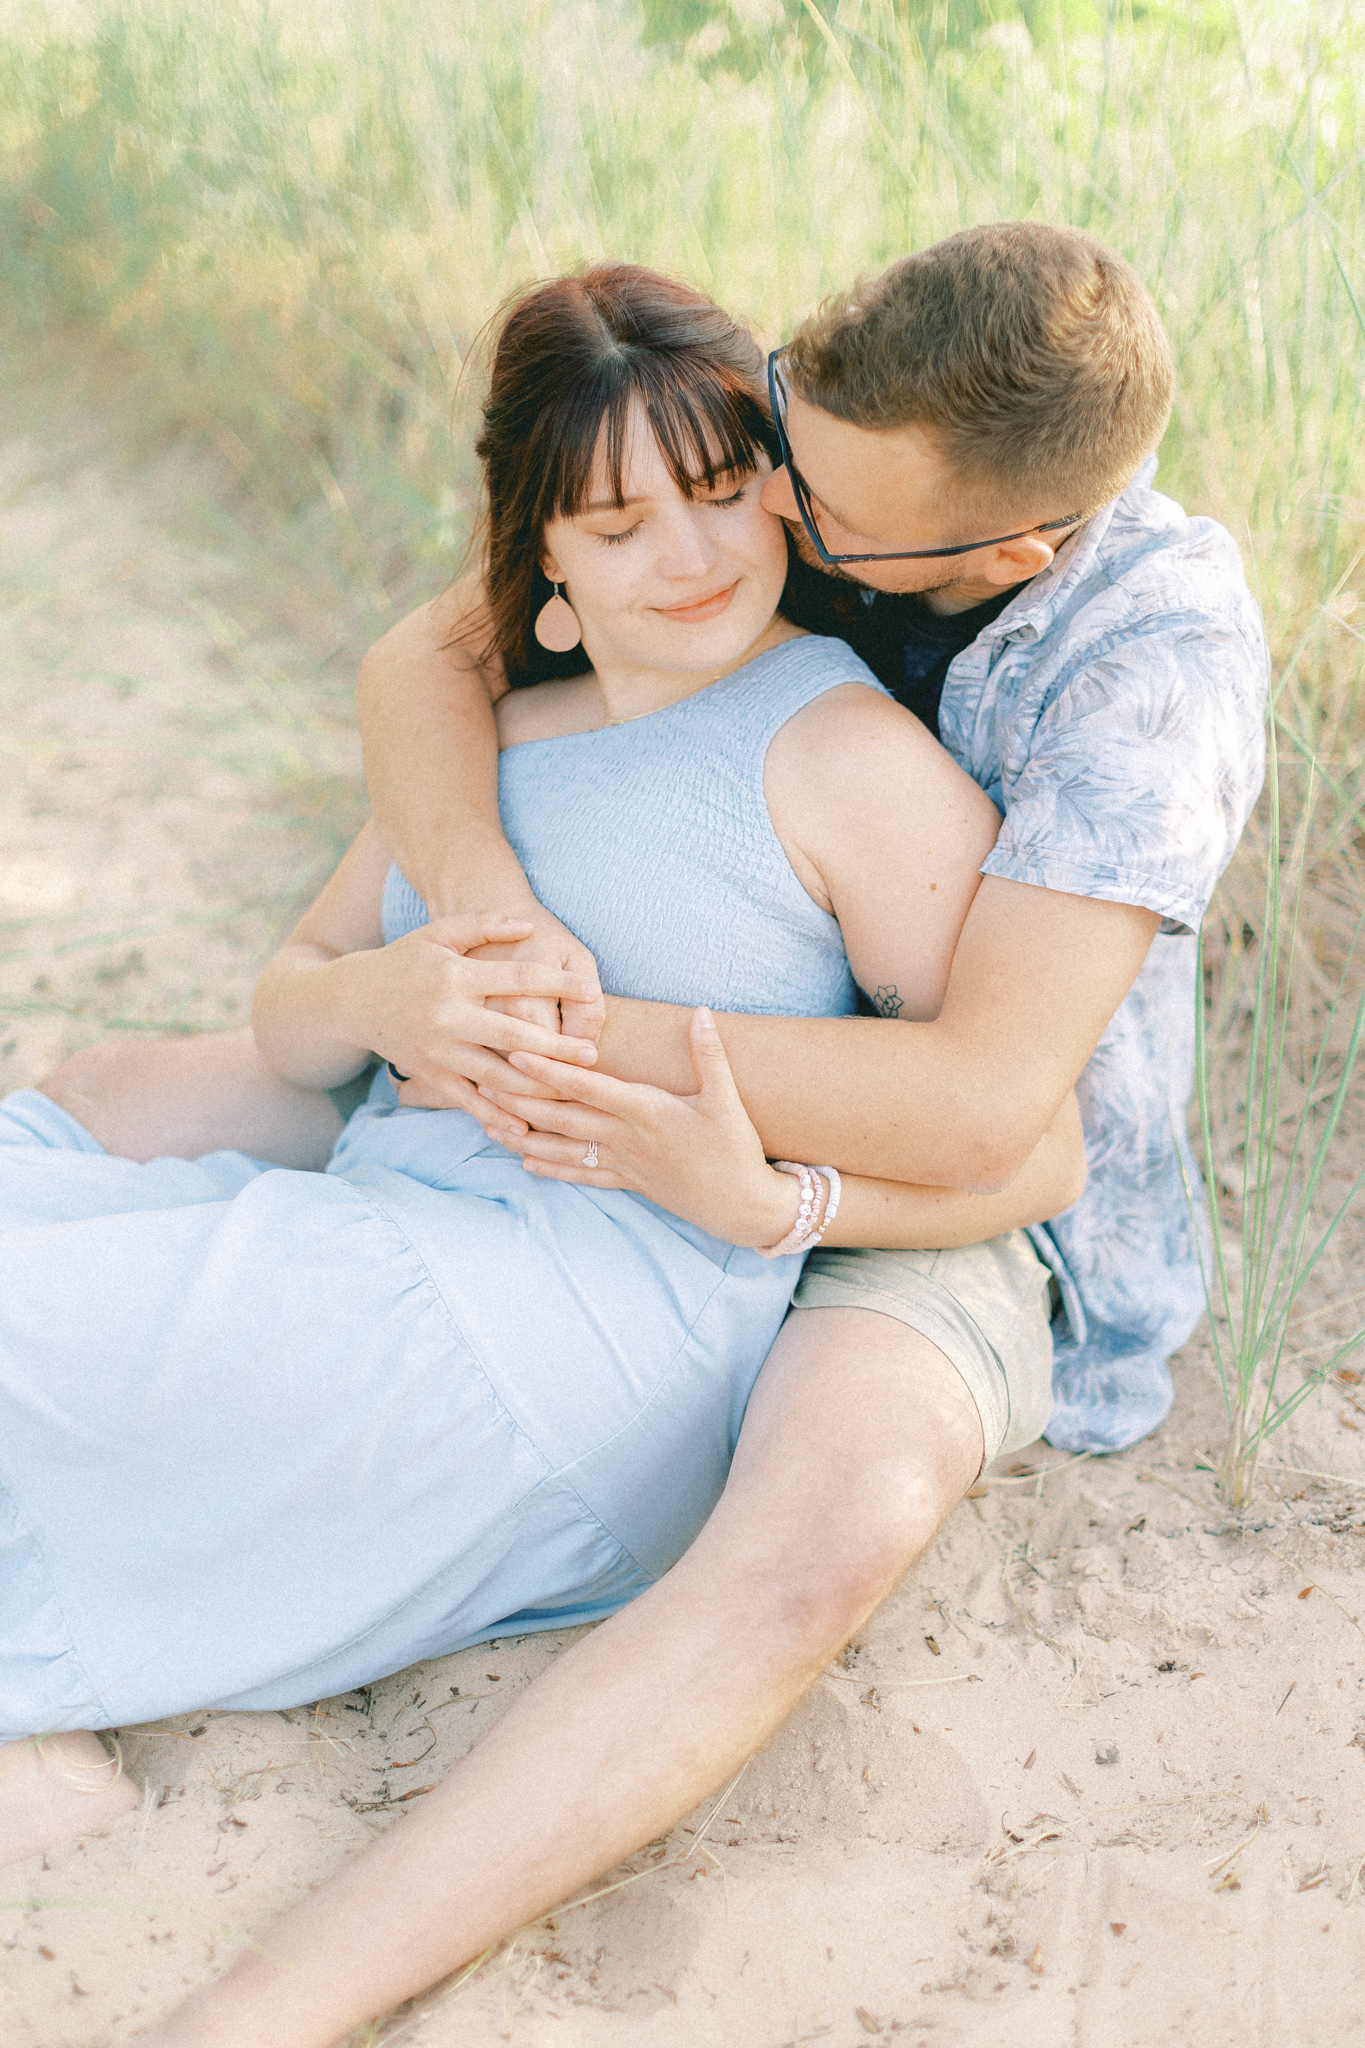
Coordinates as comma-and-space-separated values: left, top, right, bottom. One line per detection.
790, 1232, 1055, 1469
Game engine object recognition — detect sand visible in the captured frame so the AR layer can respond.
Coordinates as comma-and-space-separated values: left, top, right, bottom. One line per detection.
3, 430, 1365, 2048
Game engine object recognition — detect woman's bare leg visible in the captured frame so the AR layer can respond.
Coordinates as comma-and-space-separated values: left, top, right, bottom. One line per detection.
38, 1027, 345, 1169
0, 1732, 141, 1869
141, 1308, 982, 2048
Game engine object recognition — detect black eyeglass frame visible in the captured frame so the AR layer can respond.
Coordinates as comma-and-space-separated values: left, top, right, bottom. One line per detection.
767, 349, 1082, 566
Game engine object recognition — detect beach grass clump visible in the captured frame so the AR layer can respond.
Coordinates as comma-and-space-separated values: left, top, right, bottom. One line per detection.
1195, 706, 1365, 1509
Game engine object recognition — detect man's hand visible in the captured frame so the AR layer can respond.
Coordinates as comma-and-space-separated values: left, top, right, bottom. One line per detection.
472, 904, 607, 1048
392, 907, 607, 1136
347, 917, 601, 1128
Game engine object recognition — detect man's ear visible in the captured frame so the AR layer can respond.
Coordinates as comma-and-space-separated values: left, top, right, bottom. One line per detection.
981, 533, 1061, 587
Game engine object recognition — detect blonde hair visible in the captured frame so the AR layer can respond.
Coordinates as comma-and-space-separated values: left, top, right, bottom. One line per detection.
786, 221, 1173, 520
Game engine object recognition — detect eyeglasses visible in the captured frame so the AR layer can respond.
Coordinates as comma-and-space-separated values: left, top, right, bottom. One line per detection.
767, 349, 1082, 567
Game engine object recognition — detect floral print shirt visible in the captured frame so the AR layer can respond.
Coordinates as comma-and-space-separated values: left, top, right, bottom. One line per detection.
930, 457, 1267, 1451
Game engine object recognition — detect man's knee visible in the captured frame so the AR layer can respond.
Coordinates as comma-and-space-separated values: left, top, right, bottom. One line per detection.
740, 1305, 985, 1502
730, 1433, 975, 1659
782, 1440, 968, 1623
720, 1307, 985, 1648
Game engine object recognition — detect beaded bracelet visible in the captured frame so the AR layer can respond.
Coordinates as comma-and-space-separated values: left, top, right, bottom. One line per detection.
756, 1161, 832, 1258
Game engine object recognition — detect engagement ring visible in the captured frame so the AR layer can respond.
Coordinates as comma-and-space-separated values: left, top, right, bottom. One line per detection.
583, 1141, 599, 1168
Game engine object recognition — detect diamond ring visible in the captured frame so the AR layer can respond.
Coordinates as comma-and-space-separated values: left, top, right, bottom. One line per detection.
583, 1141, 599, 1168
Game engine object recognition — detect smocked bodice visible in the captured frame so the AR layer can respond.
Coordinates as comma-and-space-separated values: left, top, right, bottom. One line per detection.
382, 634, 884, 1018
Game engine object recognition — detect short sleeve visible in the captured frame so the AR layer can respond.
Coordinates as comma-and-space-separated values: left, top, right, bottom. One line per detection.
983, 616, 1267, 935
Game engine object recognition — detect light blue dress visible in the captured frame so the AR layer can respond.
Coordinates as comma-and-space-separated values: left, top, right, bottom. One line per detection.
0, 637, 880, 1739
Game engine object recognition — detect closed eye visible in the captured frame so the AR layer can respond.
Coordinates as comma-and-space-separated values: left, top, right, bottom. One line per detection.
595, 485, 745, 543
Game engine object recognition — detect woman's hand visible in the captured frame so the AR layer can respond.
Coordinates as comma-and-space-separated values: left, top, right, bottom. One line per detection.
250, 816, 607, 1141
480, 1007, 803, 1249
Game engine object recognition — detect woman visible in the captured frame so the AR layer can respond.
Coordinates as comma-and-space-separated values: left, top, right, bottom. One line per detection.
1, 266, 1079, 2037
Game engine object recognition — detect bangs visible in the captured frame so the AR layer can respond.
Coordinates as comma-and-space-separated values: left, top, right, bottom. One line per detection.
474, 262, 777, 682
542, 357, 775, 521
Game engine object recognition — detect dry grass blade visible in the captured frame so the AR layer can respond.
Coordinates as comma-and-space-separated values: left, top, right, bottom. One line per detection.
1205, 1803, 1269, 1880
975, 1453, 1093, 1491
824, 1671, 980, 1689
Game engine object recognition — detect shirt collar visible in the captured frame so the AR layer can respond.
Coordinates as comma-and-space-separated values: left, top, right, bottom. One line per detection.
971, 452, 1159, 643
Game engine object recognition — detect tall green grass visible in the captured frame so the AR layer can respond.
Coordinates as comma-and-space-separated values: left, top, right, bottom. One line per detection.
1, 0, 1361, 657
1195, 723, 1365, 1507
2, 0, 1364, 1487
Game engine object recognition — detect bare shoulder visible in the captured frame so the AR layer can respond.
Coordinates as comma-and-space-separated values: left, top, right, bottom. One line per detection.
767, 680, 998, 829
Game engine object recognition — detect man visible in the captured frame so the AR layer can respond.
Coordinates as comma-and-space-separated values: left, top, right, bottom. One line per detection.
93, 223, 1267, 2043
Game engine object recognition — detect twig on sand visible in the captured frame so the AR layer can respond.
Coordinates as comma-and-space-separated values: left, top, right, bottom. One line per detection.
1266, 1464, 1365, 1491
979, 1814, 1079, 1900
968, 1452, 1092, 1497
999, 1551, 1067, 1655
824, 1671, 980, 1689
1206, 1803, 1269, 1881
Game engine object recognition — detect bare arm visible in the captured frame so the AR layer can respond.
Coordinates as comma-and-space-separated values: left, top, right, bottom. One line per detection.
583, 877, 1160, 1190
355, 575, 604, 1045
251, 822, 601, 1090
486, 690, 1091, 1238
356, 574, 519, 915
490, 687, 1147, 1207
356, 596, 1155, 1187
821, 1093, 1085, 1244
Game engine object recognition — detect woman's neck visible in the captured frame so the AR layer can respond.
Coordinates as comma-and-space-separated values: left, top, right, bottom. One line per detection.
585, 612, 804, 727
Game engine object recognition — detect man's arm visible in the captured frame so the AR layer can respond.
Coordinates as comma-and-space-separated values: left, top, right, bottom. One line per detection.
579, 877, 1160, 1191
357, 596, 1157, 1183
355, 574, 520, 916
355, 578, 604, 1046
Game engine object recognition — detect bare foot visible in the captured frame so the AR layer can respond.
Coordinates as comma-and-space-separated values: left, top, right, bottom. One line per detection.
0, 1731, 142, 1867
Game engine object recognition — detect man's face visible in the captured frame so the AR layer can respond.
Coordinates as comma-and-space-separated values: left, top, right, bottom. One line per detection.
760, 384, 1065, 608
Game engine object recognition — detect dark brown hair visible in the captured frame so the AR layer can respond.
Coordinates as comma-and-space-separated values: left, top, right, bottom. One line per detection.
471, 264, 775, 682
786, 222, 1173, 521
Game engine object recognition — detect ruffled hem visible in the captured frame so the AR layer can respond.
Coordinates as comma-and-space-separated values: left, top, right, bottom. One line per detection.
0, 1487, 111, 1739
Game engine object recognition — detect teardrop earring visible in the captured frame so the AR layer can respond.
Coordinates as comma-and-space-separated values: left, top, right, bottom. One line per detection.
533, 581, 582, 654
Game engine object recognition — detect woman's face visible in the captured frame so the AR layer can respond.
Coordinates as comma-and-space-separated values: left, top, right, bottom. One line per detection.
539, 399, 789, 678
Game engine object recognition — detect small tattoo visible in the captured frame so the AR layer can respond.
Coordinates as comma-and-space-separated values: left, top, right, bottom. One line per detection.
872, 985, 903, 1019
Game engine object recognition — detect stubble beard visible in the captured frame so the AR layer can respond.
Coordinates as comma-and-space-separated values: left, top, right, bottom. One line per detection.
783, 519, 958, 603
